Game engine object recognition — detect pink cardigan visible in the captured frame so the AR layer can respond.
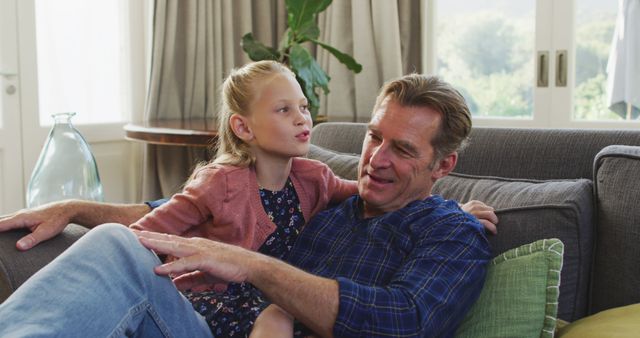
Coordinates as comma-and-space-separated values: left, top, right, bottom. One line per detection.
132, 157, 357, 252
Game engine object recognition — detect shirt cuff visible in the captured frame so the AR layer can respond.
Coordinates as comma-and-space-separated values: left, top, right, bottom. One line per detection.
333, 277, 372, 337
144, 198, 169, 209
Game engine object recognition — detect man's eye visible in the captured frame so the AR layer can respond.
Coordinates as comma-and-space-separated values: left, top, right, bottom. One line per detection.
397, 147, 412, 157
369, 133, 381, 141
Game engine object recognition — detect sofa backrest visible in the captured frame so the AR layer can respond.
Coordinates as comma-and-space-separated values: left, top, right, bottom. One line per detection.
458, 128, 640, 180
311, 122, 640, 180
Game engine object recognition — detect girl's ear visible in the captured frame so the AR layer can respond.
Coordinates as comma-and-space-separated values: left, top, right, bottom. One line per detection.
229, 114, 253, 141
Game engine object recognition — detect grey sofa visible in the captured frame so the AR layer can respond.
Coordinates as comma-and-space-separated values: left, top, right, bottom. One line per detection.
2, 122, 640, 324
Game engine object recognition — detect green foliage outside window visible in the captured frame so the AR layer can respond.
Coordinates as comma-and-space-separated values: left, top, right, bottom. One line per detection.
438, 10, 622, 120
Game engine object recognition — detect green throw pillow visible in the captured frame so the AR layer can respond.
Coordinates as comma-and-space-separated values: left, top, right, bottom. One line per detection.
455, 238, 564, 338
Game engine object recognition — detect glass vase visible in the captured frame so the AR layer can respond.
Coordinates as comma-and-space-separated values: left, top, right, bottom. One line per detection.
26, 112, 104, 208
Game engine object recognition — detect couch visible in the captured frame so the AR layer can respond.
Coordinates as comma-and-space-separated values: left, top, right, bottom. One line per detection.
2, 122, 640, 331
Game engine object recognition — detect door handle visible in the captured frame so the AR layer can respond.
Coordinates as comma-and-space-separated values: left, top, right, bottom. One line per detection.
537, 51, 549, 87
0, 71, 17, 77
556, 50, 567, 87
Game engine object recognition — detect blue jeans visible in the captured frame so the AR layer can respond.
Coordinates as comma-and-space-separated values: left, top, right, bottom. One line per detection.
0, 223, 212, 338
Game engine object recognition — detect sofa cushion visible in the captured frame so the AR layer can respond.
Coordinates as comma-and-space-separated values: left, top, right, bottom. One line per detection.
433, 173, 594, 322
307, 144, 360, 180
590, 145, 640, 313
556, 303, 640, 338
455, 238, 564, 338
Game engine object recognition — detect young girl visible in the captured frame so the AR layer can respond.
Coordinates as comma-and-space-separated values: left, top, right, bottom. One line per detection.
130, 60, 356, 337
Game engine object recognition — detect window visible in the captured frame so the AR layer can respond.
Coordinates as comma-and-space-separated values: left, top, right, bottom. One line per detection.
436, 1, 535, 119
430, 0, 635, 128
34, 0, 133, 125
573, 1, 618, 121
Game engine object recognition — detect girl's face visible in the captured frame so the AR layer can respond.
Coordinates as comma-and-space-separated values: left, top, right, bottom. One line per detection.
244, 72, 313, 161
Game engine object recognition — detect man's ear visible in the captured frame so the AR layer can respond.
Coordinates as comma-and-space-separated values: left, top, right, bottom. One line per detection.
431, 152, 458, 181
229, 114, 253, 141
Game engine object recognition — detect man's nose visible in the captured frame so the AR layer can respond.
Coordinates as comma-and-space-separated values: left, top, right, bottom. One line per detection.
369, 144, 391, 169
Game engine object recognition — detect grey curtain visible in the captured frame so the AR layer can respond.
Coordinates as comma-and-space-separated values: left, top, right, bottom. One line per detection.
317, 0, 425, 122
142, 0, 286, 200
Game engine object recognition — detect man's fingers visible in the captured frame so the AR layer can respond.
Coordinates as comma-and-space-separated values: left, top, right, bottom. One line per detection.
136, 232, 197, 258
481, 220, 498, 235
172, 271, 204, 290
172, 271, 222, 291
153, 254, 208, 279
16, 234, 37, 251
0, 214, 29, 231
478, 210, 499, 225
16, 226, 57, 251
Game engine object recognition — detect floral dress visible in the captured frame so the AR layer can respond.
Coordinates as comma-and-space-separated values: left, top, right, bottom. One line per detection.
182, 178, 305, 337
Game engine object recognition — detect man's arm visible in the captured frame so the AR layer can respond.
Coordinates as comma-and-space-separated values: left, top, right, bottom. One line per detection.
134, 230, 340, 337
248, 253, 339, 337
136, 210, 491, 337
0, 199, 151, 250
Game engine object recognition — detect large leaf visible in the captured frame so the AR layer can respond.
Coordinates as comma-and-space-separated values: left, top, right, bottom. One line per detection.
288, 44, 330, 117
286, 0, 331, 35
314, 40, 363, 73
241, 33, 280, 61
295, 23, 320, 42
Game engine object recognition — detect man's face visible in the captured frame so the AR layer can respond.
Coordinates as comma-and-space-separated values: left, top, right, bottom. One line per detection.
357, 97, 457, 218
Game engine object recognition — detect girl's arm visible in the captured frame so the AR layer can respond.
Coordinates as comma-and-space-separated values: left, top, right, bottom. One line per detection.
130, 166, 226, 235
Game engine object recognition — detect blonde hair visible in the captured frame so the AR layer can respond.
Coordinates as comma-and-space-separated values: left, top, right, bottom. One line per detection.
213, 60, 296, 167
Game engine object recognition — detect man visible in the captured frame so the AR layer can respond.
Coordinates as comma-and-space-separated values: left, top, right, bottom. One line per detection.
0, 74, 492, 337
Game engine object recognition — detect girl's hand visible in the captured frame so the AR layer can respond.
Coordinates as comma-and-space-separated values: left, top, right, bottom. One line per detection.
460, 200, 498, 235
133, 230, 252, 290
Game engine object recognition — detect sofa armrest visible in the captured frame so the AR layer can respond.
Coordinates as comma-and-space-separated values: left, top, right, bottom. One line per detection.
590, 145, 640, 314
0, 224, 88, 303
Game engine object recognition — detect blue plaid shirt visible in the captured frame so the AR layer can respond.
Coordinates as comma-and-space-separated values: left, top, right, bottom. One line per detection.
286, 195, 491, 337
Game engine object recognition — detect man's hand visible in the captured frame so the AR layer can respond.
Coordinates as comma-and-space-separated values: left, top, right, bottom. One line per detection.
0, 200, 152, 251
460, 200, 498, 235
0, 201, 76, 251
134, 229, 339, 337
133, 230, 253, 289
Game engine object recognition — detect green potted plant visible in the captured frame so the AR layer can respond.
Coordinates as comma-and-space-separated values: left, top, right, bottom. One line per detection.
241, 0, 362, 121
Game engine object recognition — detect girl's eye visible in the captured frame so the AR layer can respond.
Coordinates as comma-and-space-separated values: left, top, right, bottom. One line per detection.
300, 105, 310, 113
277, 106, 289, 113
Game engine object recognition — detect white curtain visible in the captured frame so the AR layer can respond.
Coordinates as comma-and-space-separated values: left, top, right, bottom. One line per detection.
142, 0, 285, 200
316, 0, 425, 122
606, 0, 640, 120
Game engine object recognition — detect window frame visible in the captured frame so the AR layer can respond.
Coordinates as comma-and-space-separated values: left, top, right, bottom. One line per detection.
424, 0, 640, 130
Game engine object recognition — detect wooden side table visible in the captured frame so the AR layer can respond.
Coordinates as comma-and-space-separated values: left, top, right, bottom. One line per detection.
124, 119, 218, 147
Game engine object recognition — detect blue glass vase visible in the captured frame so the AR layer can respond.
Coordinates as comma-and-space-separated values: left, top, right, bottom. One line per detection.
26, 112, 104, 207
